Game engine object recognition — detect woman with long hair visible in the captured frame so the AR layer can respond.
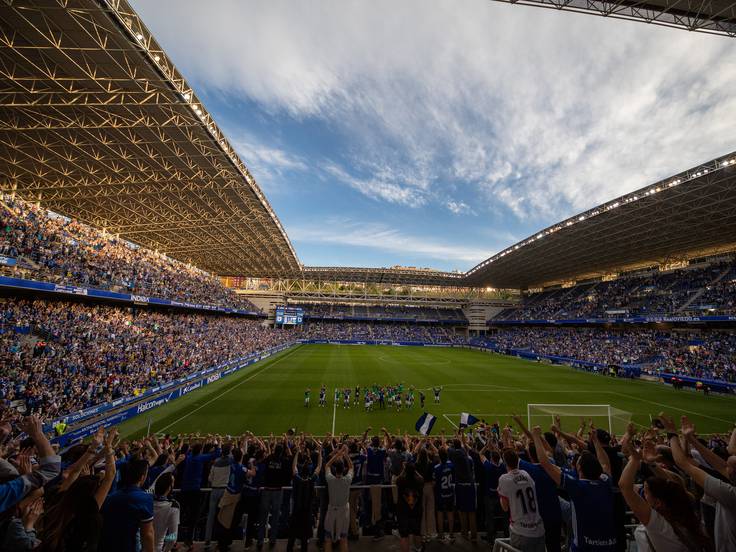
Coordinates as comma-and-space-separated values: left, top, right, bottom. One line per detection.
619, 444, 713, 552
40, 429, 117, 552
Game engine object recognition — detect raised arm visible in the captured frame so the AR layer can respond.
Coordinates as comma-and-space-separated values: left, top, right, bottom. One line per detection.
95, 429, 118, 508
590, 429, 611, 477
315, 446, 323, 475
728, 425, 736, 457
292, 450, 300, 477
618, 446, 651, 525
681, 416, 729, 479
659, 413, 708, 489
532, 426, 561, 486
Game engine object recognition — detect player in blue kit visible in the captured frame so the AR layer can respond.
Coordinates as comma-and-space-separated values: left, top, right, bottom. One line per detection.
319, 385, 326, 407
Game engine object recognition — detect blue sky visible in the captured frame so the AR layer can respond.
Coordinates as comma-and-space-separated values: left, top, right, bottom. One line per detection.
131, 0, 736, 272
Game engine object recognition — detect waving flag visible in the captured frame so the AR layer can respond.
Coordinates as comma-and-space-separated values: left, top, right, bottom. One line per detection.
459, 412, 479, 428
415, 412, 437, 435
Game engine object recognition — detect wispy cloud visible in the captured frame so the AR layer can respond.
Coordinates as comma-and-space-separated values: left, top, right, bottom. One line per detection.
291, 218, 491, 265
324, 163, 427, 207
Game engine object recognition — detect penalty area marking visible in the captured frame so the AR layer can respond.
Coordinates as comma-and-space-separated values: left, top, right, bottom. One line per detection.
158, 346, 301, 433
443, 414, 459, 429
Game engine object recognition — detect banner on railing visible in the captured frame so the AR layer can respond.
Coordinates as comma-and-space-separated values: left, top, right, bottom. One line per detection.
488, 315, 736, 325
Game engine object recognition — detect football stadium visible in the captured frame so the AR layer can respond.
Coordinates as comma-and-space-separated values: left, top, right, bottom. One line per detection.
0, 1, 735, 552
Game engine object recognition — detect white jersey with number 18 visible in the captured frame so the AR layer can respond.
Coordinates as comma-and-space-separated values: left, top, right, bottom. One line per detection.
498, 468, 545, 538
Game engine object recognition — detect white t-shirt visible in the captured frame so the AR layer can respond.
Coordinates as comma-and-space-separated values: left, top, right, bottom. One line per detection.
633, 509, 691, 552
498, 468, 545, 538
704, 475, 736, 552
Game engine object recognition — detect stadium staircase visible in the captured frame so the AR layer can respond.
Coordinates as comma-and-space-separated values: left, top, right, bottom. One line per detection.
676, 264, 733, 313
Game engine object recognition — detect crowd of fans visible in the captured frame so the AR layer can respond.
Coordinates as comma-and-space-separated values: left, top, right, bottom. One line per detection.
298, 304, 466, 322
301, 320, 467, 345
0, 298, 290, 423
497, 258, 736, 320
0, 196, 259, 311
481, 328, 736, 382
0, 412, 732, 551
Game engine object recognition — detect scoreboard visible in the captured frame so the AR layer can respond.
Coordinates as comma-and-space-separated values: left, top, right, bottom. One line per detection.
275, 305, 304, 325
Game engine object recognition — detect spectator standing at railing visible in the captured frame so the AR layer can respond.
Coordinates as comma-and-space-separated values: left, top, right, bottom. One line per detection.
324, 446, 353, 552
179, 439, 221, 548
152, 473, 179, 552
100, 458, 154, 552
532, 427, 618, 552
204, 444, 232, 547
395, 461, 423, 552
498, 447, 545, 552
479, 444, 507, 541
286, 443, 322, 552
414, 442, 437, 541
257, 440, 292, 550
348, 437, 367, 540
449, 436, 478, 542
365, 434, 387, 540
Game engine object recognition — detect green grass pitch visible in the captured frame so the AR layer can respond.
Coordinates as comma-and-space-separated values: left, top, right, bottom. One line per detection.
116, 344, 736, 440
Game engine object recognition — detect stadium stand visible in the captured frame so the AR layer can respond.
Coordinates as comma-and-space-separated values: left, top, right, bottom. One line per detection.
297, 303, 467, 323
494, 256, 736, 320
0, 297, 288, 423
0, 196, 260, 311
302, 320, 467, 344
477, 327, 736, 382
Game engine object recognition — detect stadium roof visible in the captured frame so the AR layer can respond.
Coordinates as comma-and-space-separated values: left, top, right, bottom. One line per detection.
0, 0, 301, 277
464, 152, 736, 289
1, 1, 735, 290
490, 0, 736, 37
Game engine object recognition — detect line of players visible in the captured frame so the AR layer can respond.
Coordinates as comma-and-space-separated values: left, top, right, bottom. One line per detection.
304, 384, 443, 411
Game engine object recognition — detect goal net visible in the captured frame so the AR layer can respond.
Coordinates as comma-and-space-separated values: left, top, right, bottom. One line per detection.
527, 404, 633, 436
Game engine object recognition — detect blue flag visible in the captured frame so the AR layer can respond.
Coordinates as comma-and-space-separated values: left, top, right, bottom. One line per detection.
415, 412, 437, 435
459, 412, 479, 428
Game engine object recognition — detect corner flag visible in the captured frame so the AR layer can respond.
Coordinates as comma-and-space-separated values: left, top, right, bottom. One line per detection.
415, 412, 437, 435
459, 412, 479, 428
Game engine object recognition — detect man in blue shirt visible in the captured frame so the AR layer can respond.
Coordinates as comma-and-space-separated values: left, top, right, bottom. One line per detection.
480, 447, 507, 540
434, 448, 455, 542
100, 458, 155, 552
532, 427, 617, 552
179, 441, 221, 547
366, 434, 387, 539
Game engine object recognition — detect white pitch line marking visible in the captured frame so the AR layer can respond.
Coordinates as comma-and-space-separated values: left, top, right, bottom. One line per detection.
159, 347, 300, 433
609, 391, 734, 424
443, 413, 459, 429
331, 388, 338, 434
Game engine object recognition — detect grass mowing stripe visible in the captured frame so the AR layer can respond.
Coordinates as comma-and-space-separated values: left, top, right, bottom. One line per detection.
157, 345, 302, 433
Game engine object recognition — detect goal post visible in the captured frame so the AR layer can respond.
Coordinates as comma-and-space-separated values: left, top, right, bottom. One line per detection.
527, 404, 633, 435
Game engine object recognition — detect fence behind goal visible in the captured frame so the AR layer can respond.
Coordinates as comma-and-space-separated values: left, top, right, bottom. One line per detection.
527, 404, 633, 435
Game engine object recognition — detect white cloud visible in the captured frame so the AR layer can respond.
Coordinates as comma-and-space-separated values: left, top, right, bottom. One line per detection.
290, 218, 491, 265
132, 0, 736, 223
446, 201, 471, 215
324, 163, 427, 207
228, 135, 308, 185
